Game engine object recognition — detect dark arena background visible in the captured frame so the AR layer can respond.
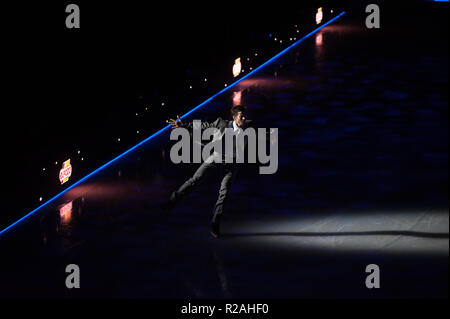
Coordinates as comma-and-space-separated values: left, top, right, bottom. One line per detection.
0, 0, 448, 313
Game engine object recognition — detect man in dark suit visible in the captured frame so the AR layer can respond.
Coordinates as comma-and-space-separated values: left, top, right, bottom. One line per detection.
165, 105, 251, 238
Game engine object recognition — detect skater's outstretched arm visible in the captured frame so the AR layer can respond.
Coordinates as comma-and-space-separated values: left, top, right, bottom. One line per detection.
167, 115, 184, 128
167, 115, 220, 130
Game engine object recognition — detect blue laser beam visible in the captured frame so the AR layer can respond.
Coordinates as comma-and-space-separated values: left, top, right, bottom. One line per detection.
181, 12, 346, 120
0, 11, 346, 237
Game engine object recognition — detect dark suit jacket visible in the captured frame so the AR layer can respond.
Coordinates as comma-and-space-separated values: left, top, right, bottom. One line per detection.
180, 117, 253, 132
180, 117, 254, 161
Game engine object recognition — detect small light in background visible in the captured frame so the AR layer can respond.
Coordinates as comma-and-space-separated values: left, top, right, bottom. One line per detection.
232, 58, 241, 77
189, 85, 193, 89
204, 78, 207, 82
233, 91, 242, 106
161, 102, 165, 106
137, 130, 139, 134
59, 159, 72, 184
59, 201, 73, 224
118, 138, 121, 142
42, 168, 46, 171
39, 197, 43, 202
55, 161, 58, 165
77, 150, 80, 154
316, 32, 323, 46
81, 157, 84, 161
316, 7, 323, 24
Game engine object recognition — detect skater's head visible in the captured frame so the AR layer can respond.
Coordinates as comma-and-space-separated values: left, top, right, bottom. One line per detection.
231, 105, 247, 128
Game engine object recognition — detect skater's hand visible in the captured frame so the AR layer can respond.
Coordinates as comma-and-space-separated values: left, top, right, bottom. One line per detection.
167, 115, 183, 128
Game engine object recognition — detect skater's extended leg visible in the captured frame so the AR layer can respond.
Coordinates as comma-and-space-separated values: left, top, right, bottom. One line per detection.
210, 165, 238, 237
169, 161, 217, 206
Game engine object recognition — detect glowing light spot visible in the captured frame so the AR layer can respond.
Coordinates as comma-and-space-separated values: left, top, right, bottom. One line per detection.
59, 159, 72, 184
316, 32, 323, 46
316, 7, 323, 24
232, 58, 242, 77
59, 201, 73, 224
233, 91, 242, 106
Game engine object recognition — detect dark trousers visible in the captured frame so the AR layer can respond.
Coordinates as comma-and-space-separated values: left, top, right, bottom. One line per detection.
170, 158, 238, 224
